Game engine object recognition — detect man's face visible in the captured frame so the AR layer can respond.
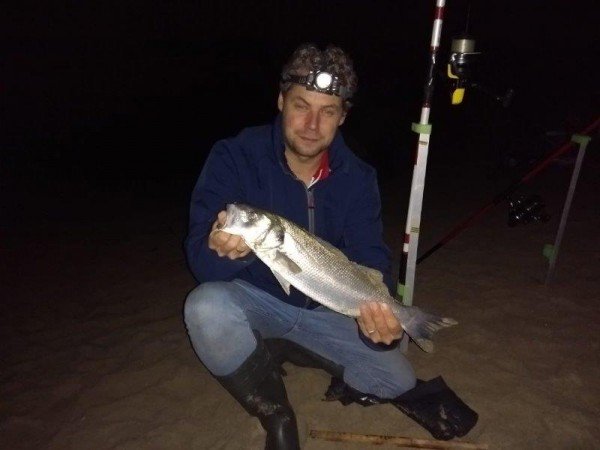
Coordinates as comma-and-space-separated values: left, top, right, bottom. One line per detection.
278, 85, 346, 160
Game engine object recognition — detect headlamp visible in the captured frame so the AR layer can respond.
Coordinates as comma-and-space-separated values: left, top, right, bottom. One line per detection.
283, 70, 349, 98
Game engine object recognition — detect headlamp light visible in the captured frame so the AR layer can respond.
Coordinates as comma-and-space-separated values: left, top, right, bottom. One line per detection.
314, 72, 333, 90
283, 70, 349, 98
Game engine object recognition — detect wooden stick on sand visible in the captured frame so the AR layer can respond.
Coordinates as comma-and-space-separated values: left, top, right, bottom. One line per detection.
310, 430, 489, 450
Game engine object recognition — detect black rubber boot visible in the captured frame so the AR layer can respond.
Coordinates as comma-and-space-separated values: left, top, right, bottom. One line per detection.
391, 376, 478, 440
263, 340, 478, 440
216, 335, 299, 450
323, 376, 478, 441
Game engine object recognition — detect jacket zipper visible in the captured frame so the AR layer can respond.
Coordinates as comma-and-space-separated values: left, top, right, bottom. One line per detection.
286, 169, 318, 309
304, 186, 316, 308
306, 187, 315, 234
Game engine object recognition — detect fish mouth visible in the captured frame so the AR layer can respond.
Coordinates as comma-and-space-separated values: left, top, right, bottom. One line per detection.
218, 203, 238, 231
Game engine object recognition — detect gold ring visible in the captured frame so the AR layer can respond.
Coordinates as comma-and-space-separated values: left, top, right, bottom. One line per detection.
368, 329, 376, 334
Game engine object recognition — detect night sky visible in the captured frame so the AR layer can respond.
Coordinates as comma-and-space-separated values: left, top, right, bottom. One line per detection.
2, 0, 598, 195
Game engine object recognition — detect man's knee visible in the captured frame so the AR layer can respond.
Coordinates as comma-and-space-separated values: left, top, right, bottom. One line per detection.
184, 282, 240, 328
347, 355, 417, 399
379, 356, 417, 398
386, 369, 417, 398
362, 372, 416, 400
184, 282, 257, 375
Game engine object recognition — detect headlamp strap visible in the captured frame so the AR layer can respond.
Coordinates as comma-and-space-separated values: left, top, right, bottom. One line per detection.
284, 70, 349, 98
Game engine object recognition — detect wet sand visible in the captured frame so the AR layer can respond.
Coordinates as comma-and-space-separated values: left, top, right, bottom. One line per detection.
2, 144, 599, 449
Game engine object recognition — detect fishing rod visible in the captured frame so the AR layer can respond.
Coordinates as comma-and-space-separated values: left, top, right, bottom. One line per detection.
397, 0, 446, 314
397, 0, 513, 323
417, 115, 600, 264
398, 1, 486, 307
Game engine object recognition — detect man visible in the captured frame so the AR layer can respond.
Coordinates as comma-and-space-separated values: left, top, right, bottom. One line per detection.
184, 44, 475, 449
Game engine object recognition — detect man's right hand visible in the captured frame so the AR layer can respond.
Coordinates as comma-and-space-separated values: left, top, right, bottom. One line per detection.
208, 210, 252, 260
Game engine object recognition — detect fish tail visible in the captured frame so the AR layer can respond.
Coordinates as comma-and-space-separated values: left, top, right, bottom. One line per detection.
397, 306, 458, 353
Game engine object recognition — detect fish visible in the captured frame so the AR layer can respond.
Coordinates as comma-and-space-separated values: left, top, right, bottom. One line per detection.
219, 203, 457, 352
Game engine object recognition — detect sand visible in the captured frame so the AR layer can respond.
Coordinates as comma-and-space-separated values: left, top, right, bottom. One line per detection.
2, 142, 599, 449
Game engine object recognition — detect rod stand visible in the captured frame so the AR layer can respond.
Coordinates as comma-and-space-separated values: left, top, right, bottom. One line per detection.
543, 134, 591, 284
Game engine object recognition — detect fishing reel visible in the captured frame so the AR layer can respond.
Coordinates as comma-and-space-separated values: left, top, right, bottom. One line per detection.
447, 35, 514, 107
507, 194, 550, 227
448, 36, 480, 105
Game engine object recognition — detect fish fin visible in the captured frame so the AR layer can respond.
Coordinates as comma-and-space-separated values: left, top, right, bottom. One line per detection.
356, 264, 384, 284
397, 306, 458, 353
271, 270, 292, 295
273, 251, 302, 274
255, 221, 285, 250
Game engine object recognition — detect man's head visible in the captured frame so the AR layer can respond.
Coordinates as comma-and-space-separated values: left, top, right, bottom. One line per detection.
280, 44, 358, 111
278, 44, 358, 161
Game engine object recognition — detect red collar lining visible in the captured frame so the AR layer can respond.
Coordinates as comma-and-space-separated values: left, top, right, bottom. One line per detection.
311, 151, 331, 184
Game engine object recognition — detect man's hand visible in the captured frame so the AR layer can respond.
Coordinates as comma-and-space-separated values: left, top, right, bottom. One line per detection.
357, 302, 404, 345
208, 210, 252, 260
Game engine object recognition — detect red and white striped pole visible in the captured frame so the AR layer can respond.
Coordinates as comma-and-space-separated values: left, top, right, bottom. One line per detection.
399, 1, 446, 319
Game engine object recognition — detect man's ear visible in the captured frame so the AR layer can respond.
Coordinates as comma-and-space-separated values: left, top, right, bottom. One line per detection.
277, 92, 284, 112
338, 112, 346, 126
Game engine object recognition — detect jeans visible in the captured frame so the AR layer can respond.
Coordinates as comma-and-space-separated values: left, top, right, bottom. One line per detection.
184, 279, 416, 399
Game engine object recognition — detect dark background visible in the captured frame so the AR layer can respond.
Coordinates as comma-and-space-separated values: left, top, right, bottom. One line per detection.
2, 0, 598, 203
1, 5, 598, 448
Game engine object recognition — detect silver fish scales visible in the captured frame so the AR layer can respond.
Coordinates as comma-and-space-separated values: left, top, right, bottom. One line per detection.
219, 203, 457, 352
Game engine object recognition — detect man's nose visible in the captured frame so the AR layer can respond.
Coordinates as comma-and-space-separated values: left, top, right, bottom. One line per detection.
306, 111, 319, 130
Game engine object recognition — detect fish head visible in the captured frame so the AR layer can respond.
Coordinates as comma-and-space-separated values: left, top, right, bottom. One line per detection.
220, 203, 272, 243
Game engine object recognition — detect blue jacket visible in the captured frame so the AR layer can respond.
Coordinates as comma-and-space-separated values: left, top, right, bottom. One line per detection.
185, 114, 393, 308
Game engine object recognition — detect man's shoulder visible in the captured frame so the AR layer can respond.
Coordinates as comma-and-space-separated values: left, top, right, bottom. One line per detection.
350, 152, 377, 177
232, 122, 274, 148
212, 121, 274, 160
335, 138, 378, 181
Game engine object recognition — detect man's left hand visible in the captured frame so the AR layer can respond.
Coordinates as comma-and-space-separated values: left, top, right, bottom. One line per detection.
357, 302, 404, 345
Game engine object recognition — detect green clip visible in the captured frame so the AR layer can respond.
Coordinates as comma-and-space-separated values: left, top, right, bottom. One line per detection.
411, 122, 432, 135
571, 134, 591, 147
543, 244, 555, 260
396, 283, 405, 298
